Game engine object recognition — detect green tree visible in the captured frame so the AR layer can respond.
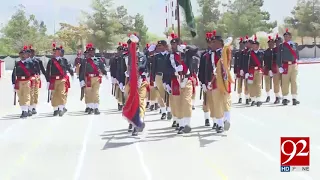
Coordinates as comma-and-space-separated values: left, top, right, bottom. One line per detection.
133, 13, 148, 49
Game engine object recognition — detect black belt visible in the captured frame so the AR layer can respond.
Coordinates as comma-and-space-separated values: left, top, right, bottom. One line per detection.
156, 72, 163, 76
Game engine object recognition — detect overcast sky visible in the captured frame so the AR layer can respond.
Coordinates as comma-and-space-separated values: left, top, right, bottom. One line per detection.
0, 0, 297, 35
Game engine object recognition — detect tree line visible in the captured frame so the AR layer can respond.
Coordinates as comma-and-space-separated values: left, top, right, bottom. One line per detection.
0, 0, 319, 55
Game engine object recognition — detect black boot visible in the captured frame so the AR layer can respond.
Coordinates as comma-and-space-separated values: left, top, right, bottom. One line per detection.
183, 125, 191, 133
88, 108, 94, 114
192, 105, 195, 110
251, 101, 256, 106
128, 124, 133, 132
155, 103, 159, 110
31, 108, 37, 115
94, 108, 100, 115
59, 108, 67, 117
249, 98, 252, 103
265, 96, 270, 102
292, 99, 300, 105
212, 123, 218, 130
172, 121, 177, 127
238, 98, 242, 103
282, 99, 289, 105
167, 112, 172, 120
149, 104, 154, 111
85, 107, 90, 113
274, 97, 280, 104
246, 99, 250, 105
146, 102, 150, 108
216, 126, 224, 133
177, 126, 184, 134
175, 123, 180, 130
118, 104, 122, 111
205, 119, 210, 126
256, 101, 262, 107
161, 113, 166, 120
20, 111, 28, 119
28, 110, 33, 117
132, 128, 138, 136
53, 110, 59, 116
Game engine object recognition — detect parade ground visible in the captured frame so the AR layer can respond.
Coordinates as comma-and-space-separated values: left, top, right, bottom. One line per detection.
0, 64, 319, 180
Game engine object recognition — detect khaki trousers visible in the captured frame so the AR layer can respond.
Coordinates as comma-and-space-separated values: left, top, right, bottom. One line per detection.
248, 70, 262, 99
85, 77, 101, 104
237, 77, 249, 95
224, 93, 231, 112
51, 79, 67, 107
211, 89, 225, 119
172, 80, 193, 119
30, 77, 40, 105
17, 81, 31, 106
202, 90, 215, 118
273, 73, 281, 95
126, 81, 148, 119
281, 64, 298, 97
264, 75, 272, 93
155, 75, 166, 107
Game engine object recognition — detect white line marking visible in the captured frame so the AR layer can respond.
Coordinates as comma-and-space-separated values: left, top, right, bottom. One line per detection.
135, 143, 152, 180
73, 116, 94, 180
236, 113, 265, 126
0, 120, 25, 139
247, 142, 276, 162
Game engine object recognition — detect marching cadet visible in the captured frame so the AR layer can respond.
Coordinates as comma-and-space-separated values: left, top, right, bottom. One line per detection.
147, 44, 160, 111
166, 34, 194, 134
74, 51, 82, 78
110, 43, 123, 107
46, 43, 74, 116
151, 40, 172, 120
277, 29, 300, 105
198, 31, 215, 127
79, 43, 107, 115
243, 35, 263, 107
233, 37, 245, 103
273, 34, 282, 104
263, 36, 276, 102
239, 35, 252, 104
210, 33, 233, 133
124, 35, 149, 135
144, 43, 151, 108
116, 43, 128, 110
29, 45, 46, 115
12, 46, 36, 118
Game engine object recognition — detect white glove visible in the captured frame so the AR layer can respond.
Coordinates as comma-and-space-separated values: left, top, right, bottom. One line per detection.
234, 74, 237, 80
47, 82, 50, 90
207, 82, 212, 90
165, 84, 172, 94
268, 70, 273, 77
175, 65, 183, 72
213, 68, 217, 75
240, 70, 244, 76
115, 79, 119, 84
153, 82, 157, 88
124, 71, 129, 77
119, 83, 125, 92
111, 78, 115, 84
180, 78, 188, 88
80, 80, 85, 88
201, 84, 207, 92
138, 79, 142, 88
13, 84, 16, 92
245, 73, 249, 79
279, 67, 284, 74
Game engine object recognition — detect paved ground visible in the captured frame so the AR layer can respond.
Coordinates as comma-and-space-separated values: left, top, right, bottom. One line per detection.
0, 64, 319, 180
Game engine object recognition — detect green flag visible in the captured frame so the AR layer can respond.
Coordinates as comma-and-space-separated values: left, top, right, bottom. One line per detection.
178, 0, 196, 37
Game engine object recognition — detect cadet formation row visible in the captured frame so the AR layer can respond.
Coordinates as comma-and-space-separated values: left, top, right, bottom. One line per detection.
11, 29, 300, 136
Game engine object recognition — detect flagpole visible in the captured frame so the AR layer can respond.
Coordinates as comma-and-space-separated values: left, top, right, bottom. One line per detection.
176, 0, 181, 38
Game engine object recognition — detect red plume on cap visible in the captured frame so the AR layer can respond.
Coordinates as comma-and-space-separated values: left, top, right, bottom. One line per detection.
286, 28, 288, 32
23, 45, 28, 50
122, 43, 127, 47
128, 33, 131, 37
170, 33, 175, 38
60, 45, 63, 49
29, 45, 32, 49
133, 32, 137, 36
239, 37, 243, 41
118, 42, 122, 46
268, 36, 272, 40
276, 34, 279, 38
52, 42, 56, 47
254, 34, 257, 41
212, 30, 216, 36
146, 43, 149, 48
245, 35, 248, 40
184, 42, 187, 45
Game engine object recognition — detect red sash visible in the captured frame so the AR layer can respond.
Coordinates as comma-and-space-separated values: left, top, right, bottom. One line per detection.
214, 52, 219, 66
192, 73, 198, 86
86, 58, 101, 87
283, 42, 298, 60
272, 64, 278, 73
248, 69, 255, 81
174, 53, 188, 74
250, 51, 261, 67
263, 66, 269, 75
171, 77, 180, 96
49, 59, 70, 92
236, 67, 241, 78
15, 61, 31, 90
149, 73, 154, 86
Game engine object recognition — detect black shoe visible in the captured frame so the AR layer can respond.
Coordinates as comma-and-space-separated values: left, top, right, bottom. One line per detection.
183, 125, 191, 133
249, 98, 252, 103
53, 110, 59, 116
216, 126, 224, 133
172, 121, 177, 127
238, 98, 242, 103
246, 99, 249, 105
167, 112, 172, 120
192, 105, 195, 110
282, 99, 289, 105
293, 99, 300, 105
128, 124, 133, 132
146, 102, 150, 108
85, 107, 90, 113
212, 123, 218, 130
63, 108, 68, 112
175, 123, 180, 130
159, 109, 162, 114
31, 108, 37, 114
94, 108, 100, 115
251, 101, 256, 106
132, 128, 138, 136
177, 126, 184, 134
161, 113, 166, 120
28, 110, 33, 116
118, 104, 122, 111
256, 101, 262, 107
88, 108, 94, 114
274, 97, 280, 104
155, 103, 159, 110
205, 119, 210, 126
224, 121, 231, 131
59, 109, 66, 117
20, 111, 28, 118
266, 96, 270, 102
149, 105, 154, 111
